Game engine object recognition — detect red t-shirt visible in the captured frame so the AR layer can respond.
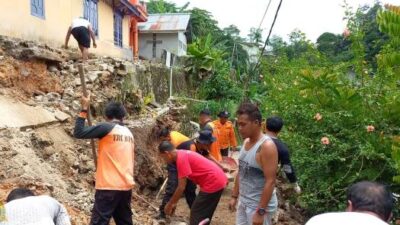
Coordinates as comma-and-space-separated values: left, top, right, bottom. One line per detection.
176, 150, 227, 193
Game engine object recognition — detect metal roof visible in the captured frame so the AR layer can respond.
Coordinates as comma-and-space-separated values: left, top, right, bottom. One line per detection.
101, 0, 141, 17
138, 13, 190, 33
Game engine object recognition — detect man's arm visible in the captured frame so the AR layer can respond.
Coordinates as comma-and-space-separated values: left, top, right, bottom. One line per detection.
55, 204, 71, 225
73, 94, 113, 139
230, 125, 238, 148
73, 113, 113, 139
280, 145, 298, 183
88, 25, 97, 48
206, 154, 228, 172
64, 26, 72, 48
229, 169, 240, 211
165, 178, 187, 215
257, 141, 278, 209
131, 141, 135, 183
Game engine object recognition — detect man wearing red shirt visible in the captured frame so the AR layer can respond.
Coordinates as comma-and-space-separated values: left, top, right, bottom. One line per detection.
158, 141, 227, 225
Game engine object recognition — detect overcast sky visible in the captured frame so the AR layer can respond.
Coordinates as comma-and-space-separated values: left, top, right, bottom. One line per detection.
167, 0, 398, 42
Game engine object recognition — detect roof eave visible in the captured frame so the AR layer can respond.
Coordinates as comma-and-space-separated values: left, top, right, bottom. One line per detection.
119, 0, 141, 17
139, 30, 186, 33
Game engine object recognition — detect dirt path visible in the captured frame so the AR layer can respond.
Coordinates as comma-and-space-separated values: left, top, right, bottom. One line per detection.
172, 182, 237, 225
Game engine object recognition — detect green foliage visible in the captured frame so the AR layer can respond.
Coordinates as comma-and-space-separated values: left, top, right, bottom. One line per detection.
248, 27, 263, 45
146, 0, 187, 13
316, 32, 352, 62
187, 8, 222, 42
184, 34, 224, 79
174, 0, 400, 218
184, 34, 243, 101
257, 3, 400, 216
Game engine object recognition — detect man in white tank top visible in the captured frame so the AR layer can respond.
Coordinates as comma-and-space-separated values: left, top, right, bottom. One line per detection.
229, 103, 278, 225
64, 17, 97, 61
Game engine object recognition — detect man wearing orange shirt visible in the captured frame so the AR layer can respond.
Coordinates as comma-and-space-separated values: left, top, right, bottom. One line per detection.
199, 109, 222, 162
158, 128, 190, 147
74, 94, 135, 225
213, 111, 237, 157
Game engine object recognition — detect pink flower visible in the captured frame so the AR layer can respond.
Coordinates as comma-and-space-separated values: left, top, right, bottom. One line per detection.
321, 137, 330, 145
366, 125, 375, 133
314, 113, 322, 121
343, 28, 351, 38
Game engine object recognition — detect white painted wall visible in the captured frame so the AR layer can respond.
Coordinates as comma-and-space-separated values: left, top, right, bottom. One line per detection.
139, 32, 188, 59
177, 31, 187, 56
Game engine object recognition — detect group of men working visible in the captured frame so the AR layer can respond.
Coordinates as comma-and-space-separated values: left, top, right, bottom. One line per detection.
0, 96, 396, 225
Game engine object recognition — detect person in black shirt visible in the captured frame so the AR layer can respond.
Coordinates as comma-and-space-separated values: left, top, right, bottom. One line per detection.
265, 116, 301, 193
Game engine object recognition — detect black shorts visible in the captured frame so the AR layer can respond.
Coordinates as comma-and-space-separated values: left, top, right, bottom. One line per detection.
71, 26, 91, 48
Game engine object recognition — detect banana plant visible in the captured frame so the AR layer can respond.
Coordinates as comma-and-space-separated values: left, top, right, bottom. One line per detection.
184, 34, 225, 80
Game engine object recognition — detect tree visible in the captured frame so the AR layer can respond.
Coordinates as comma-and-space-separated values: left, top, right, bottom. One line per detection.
248, 28, 263, 45
316, 32, 340, 58
146, 0, 179, 13
285, 29, 315, 61
187, 8, 221, 42
223, 25, 241, 38
269, 35, 287, 56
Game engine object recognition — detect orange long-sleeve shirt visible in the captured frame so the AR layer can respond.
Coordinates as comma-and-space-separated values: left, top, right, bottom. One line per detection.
202, 121, 222, 162
213, 120, 237, 150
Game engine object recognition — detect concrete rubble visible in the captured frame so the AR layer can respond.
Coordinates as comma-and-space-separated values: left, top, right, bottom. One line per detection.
0, 35, 192, 225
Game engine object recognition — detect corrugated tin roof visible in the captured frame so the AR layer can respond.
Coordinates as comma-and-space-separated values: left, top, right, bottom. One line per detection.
138, 13, 190, 33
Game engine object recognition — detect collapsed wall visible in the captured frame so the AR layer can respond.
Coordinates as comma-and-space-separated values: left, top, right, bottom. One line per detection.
0, 35, 187, 224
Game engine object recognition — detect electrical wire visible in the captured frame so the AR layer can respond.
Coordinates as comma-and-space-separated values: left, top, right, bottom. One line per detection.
258, 0, 273, 30
254, 0, 284, 71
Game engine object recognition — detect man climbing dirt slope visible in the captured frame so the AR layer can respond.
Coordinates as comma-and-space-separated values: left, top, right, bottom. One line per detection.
64, 17, 97, 61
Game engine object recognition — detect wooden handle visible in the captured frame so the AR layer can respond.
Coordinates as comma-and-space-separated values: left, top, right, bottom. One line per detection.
78, 63, 97, 168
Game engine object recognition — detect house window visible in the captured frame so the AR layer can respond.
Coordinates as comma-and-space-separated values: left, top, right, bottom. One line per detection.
114, 12, 123, 47
31, 0, 45, 19
84, 0, 98, 36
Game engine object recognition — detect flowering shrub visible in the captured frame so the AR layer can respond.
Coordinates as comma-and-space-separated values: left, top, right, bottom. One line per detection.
259, 4, 400, 216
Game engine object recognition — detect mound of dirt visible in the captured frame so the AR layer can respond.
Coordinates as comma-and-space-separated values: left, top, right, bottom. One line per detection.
0, 55, 62, 97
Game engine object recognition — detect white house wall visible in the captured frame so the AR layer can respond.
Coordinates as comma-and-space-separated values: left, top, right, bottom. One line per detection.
177, 31, 187, 56
139, 33, 179, 60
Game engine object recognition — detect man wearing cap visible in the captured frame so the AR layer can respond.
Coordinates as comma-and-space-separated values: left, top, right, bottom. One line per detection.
199, 109, 222, 161
178, 130, 228, 171
158, 141, 228, 225
213, 111, 238, 157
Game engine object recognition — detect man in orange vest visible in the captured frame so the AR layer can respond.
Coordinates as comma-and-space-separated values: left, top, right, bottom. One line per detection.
74, 94, 135, 225
199, 109, 222, 162
213, 111, 237, 157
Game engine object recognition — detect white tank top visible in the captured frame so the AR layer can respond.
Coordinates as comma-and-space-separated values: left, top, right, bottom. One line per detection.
71, 18, 90, 29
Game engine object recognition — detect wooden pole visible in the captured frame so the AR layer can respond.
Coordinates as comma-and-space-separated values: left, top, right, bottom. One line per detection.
156, 178, 168, 200
133, 192, 158, 211
78, 63, 97, 169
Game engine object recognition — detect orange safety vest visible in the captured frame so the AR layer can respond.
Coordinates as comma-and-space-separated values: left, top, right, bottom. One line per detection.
205, 122, 222, 162
96, 125, 135, 190
213, 120, 237, 150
